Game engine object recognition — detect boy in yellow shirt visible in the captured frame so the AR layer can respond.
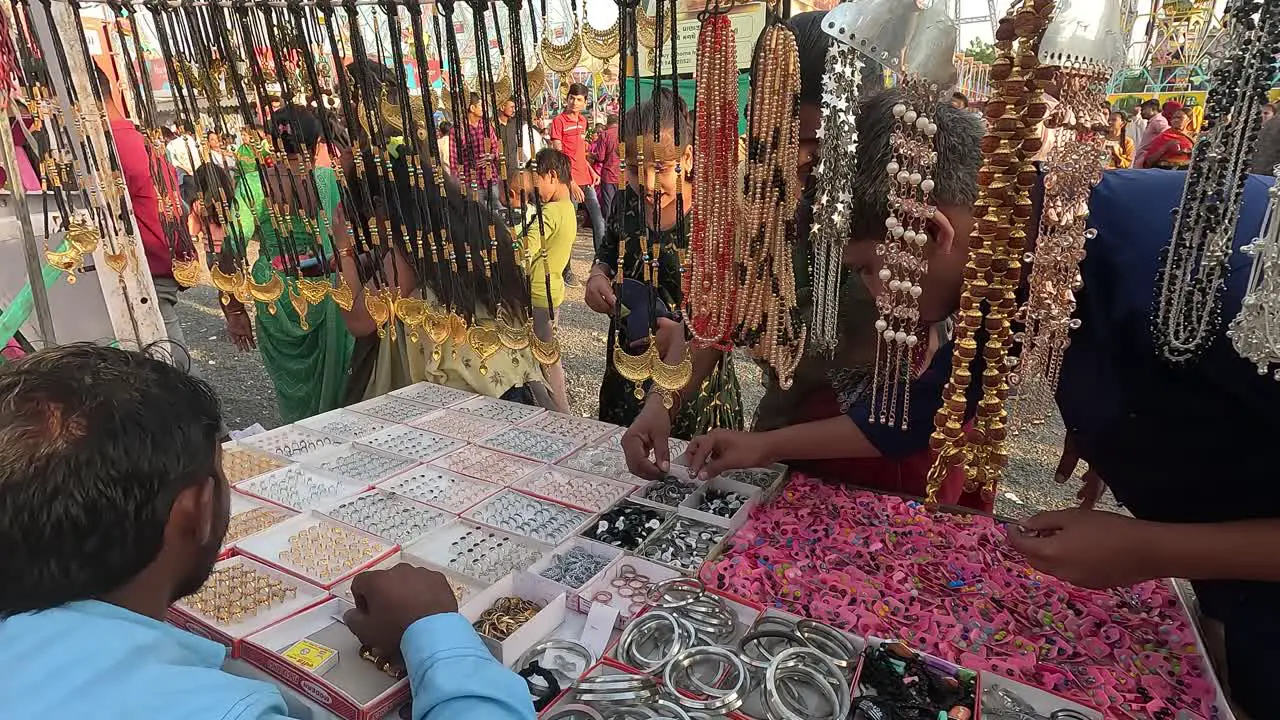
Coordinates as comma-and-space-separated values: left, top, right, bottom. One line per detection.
524, 148, 576, 412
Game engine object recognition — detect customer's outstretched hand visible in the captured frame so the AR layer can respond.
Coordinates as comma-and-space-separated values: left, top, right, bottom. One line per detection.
344, 564, 459, 655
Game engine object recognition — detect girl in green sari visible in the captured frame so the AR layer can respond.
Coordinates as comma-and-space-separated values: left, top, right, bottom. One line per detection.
216, 108, 355, 423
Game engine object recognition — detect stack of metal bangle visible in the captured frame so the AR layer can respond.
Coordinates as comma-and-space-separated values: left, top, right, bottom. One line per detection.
593, 579, 857, 719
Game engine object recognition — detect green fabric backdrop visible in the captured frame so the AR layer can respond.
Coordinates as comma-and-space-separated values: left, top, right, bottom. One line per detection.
623, 75, 751, 134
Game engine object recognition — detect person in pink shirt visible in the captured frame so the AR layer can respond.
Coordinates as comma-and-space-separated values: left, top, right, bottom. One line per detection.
1133, 99, 1175, 168
548, 83, 604, 284
589, 115, 620, 226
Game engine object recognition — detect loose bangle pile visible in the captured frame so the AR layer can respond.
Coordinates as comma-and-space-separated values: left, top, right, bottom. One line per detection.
474, 596, 543, 641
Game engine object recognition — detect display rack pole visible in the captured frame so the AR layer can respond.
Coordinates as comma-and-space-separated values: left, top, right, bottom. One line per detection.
27, 0, 166, 349
1, 101, 57, 346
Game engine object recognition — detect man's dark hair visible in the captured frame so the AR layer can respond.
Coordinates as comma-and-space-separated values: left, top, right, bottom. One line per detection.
468, 92, 482, 107
0, 344, 222, 617
535, 147, 572, 183
622, 86, 692, 147
952, 91, 969, 107
786, 11, 832, 106
567, 83, 589, 99
848, 89, 984, 241
438, 119, 452, 136
1141, 98, 1160, 110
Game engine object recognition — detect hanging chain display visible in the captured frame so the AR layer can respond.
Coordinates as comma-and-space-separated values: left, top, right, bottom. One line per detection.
734, 16, 806, 390
806, 42, 861, 356
867, 75, 937, 430
925, 1, 1052, 503
541, 0, 583, 73
1153, 0, 1280, 364
684, 10, 738, 351
581, 3, 619, 59
1228, 173, 1280, 379
1008, 69, 1108, 432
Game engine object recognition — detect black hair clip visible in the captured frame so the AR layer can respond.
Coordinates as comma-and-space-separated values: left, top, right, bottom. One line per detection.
518, 660, 561, 712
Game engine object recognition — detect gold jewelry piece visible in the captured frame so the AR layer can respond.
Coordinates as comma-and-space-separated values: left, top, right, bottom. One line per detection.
182, 563, 300, 626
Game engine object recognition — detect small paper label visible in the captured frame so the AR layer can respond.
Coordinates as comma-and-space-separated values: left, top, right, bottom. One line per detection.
282, 639, 336, 672
578, 600, 620, 658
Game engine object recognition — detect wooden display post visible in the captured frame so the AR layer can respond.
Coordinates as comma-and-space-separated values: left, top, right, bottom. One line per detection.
25, 0, 166, 349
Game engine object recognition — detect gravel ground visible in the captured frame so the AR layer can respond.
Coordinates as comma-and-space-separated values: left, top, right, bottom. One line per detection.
177, 237, 1109, 518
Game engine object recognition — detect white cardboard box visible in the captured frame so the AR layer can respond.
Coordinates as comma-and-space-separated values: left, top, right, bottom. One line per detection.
241, 598, 409, 720
459, 571, 569, 665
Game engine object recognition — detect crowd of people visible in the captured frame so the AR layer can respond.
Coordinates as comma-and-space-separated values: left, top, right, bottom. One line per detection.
2, 7, 1280, 720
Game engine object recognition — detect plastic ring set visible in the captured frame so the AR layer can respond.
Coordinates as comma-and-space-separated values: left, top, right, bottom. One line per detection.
468, 491, 591, 545
309, 447, 416, 483
302, 410, 392, 440
325, 491, 448, 545
639, 518, 727, 571
360, 425, 465, 462
480, 427, 581, 464
182, 563, 297, 626
242, 467, 347, 510
381, 470, 497, 513
639, 474, 701, 507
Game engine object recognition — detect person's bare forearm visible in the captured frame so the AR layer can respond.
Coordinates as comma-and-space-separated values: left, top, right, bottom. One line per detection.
756, 415, 882, 464
1147, 519, 1280, 583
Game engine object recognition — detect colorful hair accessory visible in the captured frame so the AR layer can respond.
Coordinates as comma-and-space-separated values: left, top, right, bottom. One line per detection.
701, 475, 1217, 719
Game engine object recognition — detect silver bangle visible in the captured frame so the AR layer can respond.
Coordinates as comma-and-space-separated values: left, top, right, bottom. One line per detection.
618, 610, 690, 672
575, 673, 660, 704
645, 577, 705, 609
764, 648, 850, 720
738, 628, 811, 671
764, 662, 841, 720
662, 645, 748, 714
795, 619, 858, 677
541, 704, 605, 720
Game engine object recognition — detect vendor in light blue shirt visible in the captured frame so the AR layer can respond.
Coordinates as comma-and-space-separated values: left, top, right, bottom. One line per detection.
0, 344, 535, 720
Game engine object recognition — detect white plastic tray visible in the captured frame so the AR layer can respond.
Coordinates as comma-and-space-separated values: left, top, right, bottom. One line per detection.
359, 424, 468, 463
411, 408, 512, 442
236, 464, 368, 512
430, 445, 544, 486
296, 408, 395, 441
389, 381, 479, 408
378, 466, 504, 514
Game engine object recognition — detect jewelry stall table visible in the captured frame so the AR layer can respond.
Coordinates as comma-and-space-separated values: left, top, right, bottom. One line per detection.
183, 382, 1230, 720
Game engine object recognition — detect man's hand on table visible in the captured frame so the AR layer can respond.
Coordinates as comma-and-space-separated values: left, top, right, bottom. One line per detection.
344, 564, 459, 656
